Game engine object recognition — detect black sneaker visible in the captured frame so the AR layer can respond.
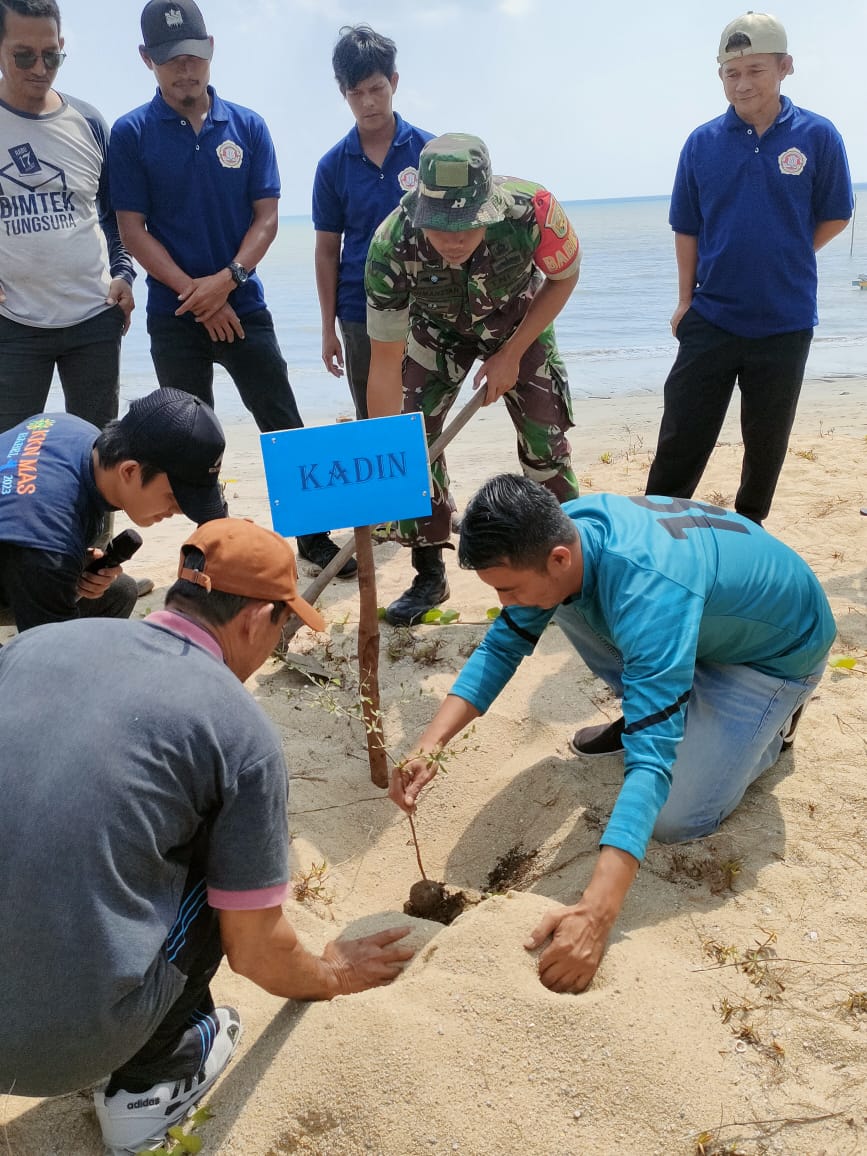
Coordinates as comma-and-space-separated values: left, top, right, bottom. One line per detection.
296, 533, 358, 579
568, 716, 626, 757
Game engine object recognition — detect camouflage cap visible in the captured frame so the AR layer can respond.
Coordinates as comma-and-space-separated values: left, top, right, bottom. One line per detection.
405, 133, 507, 232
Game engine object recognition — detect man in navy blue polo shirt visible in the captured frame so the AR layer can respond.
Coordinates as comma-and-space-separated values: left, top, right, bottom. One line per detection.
313, 24, 433, 420
109, 0, 356, 578
646, 12, 852, 525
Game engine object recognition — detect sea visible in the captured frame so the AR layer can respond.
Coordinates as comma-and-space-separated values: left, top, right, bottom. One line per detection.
48, 190, 867, 427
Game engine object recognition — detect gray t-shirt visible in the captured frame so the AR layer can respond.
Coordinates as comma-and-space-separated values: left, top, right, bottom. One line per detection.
0, 93, 134, 327
0, 613, 290, 1095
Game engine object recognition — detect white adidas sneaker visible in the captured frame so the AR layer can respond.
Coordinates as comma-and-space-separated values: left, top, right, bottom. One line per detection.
94, 1006, 242, 1154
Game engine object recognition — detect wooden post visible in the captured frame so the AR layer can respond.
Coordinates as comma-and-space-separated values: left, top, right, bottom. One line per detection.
354, 525, 389, 787
276, 388, 488, 787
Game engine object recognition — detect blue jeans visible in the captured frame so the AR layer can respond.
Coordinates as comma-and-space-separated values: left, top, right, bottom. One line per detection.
0, 306, 123, 433
147, 309, 304, 434
554, 607, 826, 843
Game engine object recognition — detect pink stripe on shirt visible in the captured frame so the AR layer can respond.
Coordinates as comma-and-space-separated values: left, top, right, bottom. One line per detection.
208, 883, 289, 910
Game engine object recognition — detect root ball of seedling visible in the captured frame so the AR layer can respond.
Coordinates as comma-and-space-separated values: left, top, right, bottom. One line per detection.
408, 879, 447, 915
404, 879, 475, 925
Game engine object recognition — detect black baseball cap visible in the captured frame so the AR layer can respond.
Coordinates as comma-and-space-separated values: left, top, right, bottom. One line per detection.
118, 389, 227, 524
140, 0, 213, 65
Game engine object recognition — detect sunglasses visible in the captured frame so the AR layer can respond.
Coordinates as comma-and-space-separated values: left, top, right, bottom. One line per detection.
12, 49, 66, 70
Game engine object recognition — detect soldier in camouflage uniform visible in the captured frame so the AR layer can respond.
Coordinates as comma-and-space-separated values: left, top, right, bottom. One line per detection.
365, 133, 582, 626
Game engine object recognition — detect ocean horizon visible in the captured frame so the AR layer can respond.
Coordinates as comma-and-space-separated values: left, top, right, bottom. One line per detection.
48, 188, 867, 428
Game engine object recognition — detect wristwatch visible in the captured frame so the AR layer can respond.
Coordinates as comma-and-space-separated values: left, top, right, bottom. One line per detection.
227, 261, 249, 287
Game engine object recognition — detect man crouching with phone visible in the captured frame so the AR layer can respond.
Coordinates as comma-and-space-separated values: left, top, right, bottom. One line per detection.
0, 387, 227, 632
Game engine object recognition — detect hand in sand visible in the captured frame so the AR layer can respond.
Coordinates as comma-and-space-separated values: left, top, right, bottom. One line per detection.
524, 900, 614, 993
322, 927, 414, 994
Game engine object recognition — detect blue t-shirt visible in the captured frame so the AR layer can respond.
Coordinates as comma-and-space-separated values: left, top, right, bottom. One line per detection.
451, 494, 836, 862
0, 412, 108, 560
110, 87, 280, 317
669, 97, 852, 337
312, 113, 433, 323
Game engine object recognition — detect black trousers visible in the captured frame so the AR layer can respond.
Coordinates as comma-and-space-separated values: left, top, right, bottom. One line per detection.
0, 545, 138, 632
645, 309, 813, 524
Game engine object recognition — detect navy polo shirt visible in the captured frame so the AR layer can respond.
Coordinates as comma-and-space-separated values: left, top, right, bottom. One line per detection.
0, 414, 109, 560
312, 112, 434, 323
110, 87, 280, 317
669, 97, 852, 338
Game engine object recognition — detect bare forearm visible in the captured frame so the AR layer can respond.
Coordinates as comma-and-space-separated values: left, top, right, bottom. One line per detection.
415, 694, 481, 754
367, 338, 405, 416
223, 914, 339, 1000
233, 202, 278, 271
673, 232, 698, 304
315, 233, 341, 332
118, 219, 191, 296
581, 845, 640, 924
814, 218, 850, 251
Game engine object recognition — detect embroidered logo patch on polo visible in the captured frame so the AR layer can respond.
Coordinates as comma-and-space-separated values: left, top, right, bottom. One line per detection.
397, 166, 419, 192
216, 140, 243, 169
778, 147, 807, 176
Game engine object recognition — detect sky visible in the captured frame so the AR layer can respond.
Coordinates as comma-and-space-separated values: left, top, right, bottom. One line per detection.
52, 0, 866, 215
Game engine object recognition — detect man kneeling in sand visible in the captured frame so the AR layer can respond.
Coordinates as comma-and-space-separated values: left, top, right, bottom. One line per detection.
0, 519, 412, 1154
389, 475, 834, 994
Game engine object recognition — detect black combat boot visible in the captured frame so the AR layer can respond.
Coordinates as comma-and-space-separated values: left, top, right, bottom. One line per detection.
385, 546, 450, 626
296, 532, 358, 579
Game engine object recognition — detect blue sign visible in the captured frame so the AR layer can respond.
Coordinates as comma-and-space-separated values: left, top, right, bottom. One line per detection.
260, 413, 433, 537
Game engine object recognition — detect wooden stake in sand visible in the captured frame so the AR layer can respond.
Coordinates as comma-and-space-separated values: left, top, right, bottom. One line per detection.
279, 387, 487, 787
354, 524, 388, 787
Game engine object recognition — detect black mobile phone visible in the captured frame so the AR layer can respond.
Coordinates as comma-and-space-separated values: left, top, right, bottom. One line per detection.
84, 528, 143, 573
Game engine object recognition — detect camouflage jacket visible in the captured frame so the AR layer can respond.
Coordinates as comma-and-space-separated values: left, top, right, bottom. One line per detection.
365, 177, 580, 344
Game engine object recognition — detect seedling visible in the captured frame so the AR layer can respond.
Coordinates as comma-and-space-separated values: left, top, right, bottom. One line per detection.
693, 1135, 747, 1156
837, 990, 867, 1017
137, 1107, 213, 1155
292, 861, 335, 912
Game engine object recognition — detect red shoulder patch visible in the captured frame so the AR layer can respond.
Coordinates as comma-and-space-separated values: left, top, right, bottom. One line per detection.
532, 190, 580, 276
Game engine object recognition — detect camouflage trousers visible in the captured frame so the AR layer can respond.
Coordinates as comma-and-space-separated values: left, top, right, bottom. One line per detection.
398, 322, 579, 546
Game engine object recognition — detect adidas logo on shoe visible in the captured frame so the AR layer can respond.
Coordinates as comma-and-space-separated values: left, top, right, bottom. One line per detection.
94, 1006, 242, 1154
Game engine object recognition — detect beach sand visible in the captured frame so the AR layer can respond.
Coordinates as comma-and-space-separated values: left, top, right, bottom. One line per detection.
2, 379, 865, 1156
